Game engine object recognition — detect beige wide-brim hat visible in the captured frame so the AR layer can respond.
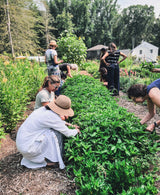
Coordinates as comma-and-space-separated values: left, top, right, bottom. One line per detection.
47, 95, 74, 117
49, 40, 58, 47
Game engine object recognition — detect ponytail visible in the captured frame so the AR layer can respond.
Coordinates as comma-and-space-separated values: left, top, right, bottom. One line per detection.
38, 75, 60, 92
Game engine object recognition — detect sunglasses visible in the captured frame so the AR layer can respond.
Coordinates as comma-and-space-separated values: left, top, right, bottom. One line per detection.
50, 80, 60, 83
50, 45, 56, 48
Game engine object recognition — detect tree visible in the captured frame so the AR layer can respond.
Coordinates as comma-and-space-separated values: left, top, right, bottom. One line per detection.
0, 0, 40, 55
31, 1, 56, 53
0, 0, 10, 54
48, 0, 119, 48
113, 5, 155, 49
69, 0, 91, 37
151, 18, 160, 54
56, 9, 74, 35
88, 0, 119, 47
48, 0, 71, 38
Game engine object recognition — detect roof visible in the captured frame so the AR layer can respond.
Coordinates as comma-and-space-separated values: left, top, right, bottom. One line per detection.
87, 45, 108, 51
120, 49, 131, 56
134, 41, 159, 50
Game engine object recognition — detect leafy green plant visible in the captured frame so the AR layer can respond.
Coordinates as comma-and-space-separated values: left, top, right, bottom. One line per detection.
119, 55, 134, 69
79, 61, 95, 70
86, 63, 100, 79
0, 113, 5, 140
79, 60, 100, 79
140, 61, 154, 71
120, 76, 142, 93
57, 33, 87, 65
0, 58, 46, 133
61, 75, 160, 194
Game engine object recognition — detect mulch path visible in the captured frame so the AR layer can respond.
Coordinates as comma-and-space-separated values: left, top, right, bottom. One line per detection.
0, 71, 160, 194
0, 101, 76, 195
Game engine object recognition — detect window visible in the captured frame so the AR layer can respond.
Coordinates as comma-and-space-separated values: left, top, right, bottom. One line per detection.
139, 50, 142, 54
150, 49, 153, 53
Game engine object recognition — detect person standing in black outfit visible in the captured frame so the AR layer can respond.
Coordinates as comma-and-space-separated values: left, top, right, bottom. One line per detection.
102, 42, 127, 96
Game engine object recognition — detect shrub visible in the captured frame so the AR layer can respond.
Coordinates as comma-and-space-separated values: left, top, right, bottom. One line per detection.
119, 55, 134, 69
120, 76, 142, 93
140, 61, 154, 71
57, 33, 87, 65
79, 61, 100, 79
79, 61, 94, 71
0, 113, 5, 140
86, 62, 100, 79
0, 58, 46, 132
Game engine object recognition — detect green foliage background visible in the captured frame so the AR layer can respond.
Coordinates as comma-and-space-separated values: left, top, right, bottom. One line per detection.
0, 0, 160, 56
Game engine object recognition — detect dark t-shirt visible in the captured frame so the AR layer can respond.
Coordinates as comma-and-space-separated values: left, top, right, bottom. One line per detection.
147, 79, 160, 94
59, 63, 71, 72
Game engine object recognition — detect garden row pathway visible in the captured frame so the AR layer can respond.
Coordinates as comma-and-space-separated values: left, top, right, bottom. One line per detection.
0, 71, 160, 194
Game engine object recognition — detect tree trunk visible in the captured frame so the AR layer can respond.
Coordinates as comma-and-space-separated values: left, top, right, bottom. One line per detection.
45, 10, 49, 47
6, 0, 15, 57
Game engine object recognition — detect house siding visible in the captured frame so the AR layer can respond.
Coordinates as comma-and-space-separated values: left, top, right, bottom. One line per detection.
131, 41, 159, 62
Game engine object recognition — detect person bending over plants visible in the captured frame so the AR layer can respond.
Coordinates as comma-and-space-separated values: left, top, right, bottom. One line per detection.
34, 75, 60, 110
98, 48, 108, 86
16, 95, 81, 169
34, 75, 76, 128
127, 78, 160, 132
59, 63, 78, 78
99, 67, 108, 86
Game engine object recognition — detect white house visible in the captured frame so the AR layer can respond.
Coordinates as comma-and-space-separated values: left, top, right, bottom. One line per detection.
131, 41, 159, 62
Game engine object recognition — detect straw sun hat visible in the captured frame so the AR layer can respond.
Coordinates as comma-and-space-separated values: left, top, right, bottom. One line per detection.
49, 40, 58, 47
47, 95, 74, 117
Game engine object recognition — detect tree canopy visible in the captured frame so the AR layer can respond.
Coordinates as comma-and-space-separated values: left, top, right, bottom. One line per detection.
113, 5, 155, 49
0, 0, 159, 56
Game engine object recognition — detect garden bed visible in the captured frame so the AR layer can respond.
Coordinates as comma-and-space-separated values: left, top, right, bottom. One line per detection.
0, 91, 160, 194
0, 72, 160, 194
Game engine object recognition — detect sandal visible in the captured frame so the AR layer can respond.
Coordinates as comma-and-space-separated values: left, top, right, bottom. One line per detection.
46, 162, 59, 168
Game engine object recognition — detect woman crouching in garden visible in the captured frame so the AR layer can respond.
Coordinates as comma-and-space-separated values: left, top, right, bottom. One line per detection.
127, 78, 160, 132
16, 95, 81, 169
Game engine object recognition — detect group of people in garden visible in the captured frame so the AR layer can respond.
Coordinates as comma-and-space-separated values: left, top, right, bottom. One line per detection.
16, 40, 80, 169
99, 42, 160, 133
16, 40, 160, 170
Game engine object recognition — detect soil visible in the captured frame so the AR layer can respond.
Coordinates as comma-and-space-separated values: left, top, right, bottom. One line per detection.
0, 71, 160, 194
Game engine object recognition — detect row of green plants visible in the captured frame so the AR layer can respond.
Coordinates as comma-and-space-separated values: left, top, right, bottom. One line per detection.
80, 61, 100, 78
0, 57, 46, 134
62, 75, 160, 194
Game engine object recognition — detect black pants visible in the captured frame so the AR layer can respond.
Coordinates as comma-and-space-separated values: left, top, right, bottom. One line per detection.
107, 64, 120, 95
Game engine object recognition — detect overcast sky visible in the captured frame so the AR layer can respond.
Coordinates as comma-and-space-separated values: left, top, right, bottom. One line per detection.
117, 0, 160, 18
